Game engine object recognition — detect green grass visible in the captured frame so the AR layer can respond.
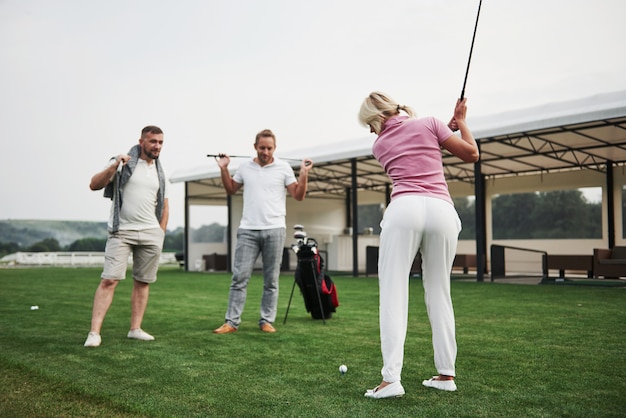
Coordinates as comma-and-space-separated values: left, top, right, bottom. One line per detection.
1, 267, 624, 417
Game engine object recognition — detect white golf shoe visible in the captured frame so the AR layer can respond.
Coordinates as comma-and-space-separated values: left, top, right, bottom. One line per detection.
364, 381, 405, 399
84, 332, 101, 347
422, 377, 457, 391
127, 328, 155, 341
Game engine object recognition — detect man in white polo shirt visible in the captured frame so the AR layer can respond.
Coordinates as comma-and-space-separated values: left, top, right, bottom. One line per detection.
84, 125, 169, 347
213, 129, 312, 334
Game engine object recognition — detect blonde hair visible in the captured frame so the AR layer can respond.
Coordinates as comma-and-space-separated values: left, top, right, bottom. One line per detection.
358, 92, 416, 134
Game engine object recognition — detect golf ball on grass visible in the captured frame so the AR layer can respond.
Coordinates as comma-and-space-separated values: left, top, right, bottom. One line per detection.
339, 364, 347, 374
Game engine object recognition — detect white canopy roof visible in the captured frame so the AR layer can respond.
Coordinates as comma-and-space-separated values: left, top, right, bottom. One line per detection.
171, 90, 626, 202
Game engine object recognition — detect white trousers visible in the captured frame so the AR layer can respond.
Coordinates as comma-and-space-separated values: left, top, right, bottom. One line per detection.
378, 195, 461, 383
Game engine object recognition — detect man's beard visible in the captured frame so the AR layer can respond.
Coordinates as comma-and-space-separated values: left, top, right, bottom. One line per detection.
144, 149, 160, 160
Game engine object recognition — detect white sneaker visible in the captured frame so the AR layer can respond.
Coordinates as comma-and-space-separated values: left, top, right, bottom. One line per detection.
364, 381, 405, 399
422, 377, 457, 391
84, 332, 101, 347
127, 329, 155, 341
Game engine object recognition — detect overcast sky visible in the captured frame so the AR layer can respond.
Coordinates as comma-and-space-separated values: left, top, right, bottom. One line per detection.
1, 0, 625, 230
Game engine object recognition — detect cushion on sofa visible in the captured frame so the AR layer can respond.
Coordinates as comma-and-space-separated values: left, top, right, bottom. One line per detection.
610, 246, 626, 259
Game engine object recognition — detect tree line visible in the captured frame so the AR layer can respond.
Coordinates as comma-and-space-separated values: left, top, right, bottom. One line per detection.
454, 189, 602, 240
0, 223, 227, 258
289, 189, 602, 243
357, 189, 601, 241
0, 190, 603, 258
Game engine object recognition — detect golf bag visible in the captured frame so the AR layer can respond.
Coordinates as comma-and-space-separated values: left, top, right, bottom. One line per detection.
284, 230, 338, 324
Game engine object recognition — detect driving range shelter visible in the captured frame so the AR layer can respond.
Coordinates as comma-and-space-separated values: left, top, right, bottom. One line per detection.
170, 90, 626, 281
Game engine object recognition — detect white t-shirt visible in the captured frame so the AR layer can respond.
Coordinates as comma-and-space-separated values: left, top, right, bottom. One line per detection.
108, 159, 169, 230
233, 158, 297, 229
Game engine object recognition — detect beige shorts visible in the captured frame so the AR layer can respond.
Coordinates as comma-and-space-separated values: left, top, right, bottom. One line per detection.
101, 228, 165, 283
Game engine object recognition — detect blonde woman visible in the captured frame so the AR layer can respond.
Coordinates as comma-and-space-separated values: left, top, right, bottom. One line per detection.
359, 92, 478, 398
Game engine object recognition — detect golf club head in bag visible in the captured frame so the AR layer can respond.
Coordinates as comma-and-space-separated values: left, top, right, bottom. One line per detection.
291, 225, 309, 254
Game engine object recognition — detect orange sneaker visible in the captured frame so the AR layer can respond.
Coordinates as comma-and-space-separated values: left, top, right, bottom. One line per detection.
213, 323, 237, 334
260, 323, 276, 333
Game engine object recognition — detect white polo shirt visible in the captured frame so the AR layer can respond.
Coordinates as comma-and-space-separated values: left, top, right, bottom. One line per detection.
233, 158, 296, 230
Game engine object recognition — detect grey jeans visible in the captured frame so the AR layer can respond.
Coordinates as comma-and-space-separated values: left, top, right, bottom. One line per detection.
225, 228, 286, 327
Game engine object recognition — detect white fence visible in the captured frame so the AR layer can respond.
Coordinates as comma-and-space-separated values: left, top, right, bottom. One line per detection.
0, 252, 178, 267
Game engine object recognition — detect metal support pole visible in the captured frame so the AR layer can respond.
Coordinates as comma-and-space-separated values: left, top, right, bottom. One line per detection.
226, 194, 233, 273
606, 160, 615, 248
351, 159, 359, 277
184, 182, 190, 271
474, 144, 486, 282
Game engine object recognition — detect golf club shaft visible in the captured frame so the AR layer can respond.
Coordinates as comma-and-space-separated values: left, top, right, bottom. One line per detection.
460, 0, 482, 100
207, 154, 305, 163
